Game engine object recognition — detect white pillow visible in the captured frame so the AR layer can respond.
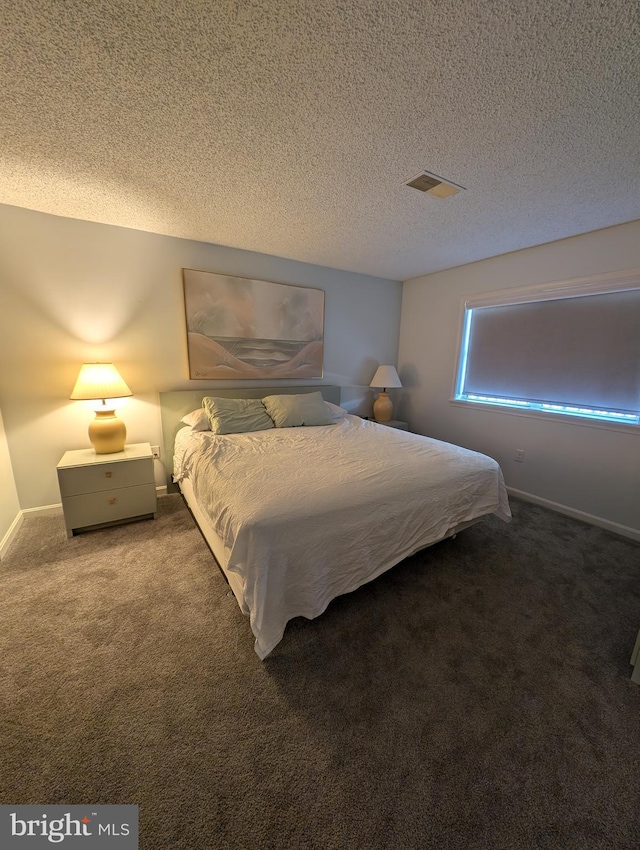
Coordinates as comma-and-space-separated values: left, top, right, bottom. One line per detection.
180, 408, 211, 431
324, 400, 348, 420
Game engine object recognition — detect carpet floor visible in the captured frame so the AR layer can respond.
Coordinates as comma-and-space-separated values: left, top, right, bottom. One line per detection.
1, 495, 639, 849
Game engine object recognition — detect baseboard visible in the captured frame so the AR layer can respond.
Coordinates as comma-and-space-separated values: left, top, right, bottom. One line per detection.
506, 487, 640, 542
1, 488, 169, 559
22, 503, 63, 518
3, 487, 637, 560
0, 512, 24, 560
1, 505, 62, 559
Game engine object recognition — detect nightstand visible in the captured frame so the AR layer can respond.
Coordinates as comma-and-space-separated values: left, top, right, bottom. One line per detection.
369, 419, 410, 431
57, 443, 157, 538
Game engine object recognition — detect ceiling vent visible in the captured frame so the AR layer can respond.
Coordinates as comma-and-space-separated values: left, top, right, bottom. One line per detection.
404, 170, 465, 199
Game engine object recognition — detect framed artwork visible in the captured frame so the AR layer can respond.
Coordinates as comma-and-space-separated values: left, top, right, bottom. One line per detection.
182, 269, 325, 380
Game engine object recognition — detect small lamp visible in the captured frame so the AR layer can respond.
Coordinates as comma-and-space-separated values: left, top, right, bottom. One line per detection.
70, 363, 132, 454
370, 365, 402, 423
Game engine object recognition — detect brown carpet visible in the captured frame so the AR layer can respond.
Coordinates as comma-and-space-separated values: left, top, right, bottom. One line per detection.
1, 495, 639, 849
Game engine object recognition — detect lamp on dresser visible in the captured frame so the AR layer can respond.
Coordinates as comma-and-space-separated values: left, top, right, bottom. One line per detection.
370, 365, 402, 423
70, 362, 132, 454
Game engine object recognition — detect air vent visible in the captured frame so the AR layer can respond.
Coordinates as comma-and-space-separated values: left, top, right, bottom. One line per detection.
404, 170, 465, 199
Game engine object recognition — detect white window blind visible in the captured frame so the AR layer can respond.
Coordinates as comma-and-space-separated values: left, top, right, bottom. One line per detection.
456, 275, 640, 425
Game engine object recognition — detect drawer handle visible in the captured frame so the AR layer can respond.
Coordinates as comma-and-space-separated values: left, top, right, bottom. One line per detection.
107, 497, 117, 505
105, 471, 113, 478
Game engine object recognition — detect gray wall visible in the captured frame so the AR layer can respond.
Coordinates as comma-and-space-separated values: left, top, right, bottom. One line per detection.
398, 219, 640, 535
0, 204, 402, 509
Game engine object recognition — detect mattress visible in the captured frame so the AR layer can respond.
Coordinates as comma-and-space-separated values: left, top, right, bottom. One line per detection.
174, 415, 511, 658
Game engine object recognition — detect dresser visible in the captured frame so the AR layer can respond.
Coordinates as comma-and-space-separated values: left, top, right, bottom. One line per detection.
57, 443, 157, 538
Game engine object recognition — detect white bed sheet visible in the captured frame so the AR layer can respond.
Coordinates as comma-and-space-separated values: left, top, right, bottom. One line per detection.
175, 415, 511, 658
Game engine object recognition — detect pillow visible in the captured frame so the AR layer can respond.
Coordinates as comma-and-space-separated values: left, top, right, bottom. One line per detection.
324, 400, 348, 420
180, 408, 211, 431
263, 392, 335, 428
202, 396, 274, 435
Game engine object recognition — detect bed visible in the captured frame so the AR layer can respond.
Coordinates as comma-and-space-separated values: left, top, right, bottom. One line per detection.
159, 387, 511, 659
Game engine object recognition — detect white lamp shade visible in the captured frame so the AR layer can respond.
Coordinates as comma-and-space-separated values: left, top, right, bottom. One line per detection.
370, 365, 402, 389
70, 363, 132, 401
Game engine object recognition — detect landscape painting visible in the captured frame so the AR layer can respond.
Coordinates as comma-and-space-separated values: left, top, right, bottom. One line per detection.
182, 269, 325, 379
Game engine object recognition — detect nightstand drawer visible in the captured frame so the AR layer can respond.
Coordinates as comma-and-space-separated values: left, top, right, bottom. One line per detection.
62, 484, 157, 531
58, 457, 153, 496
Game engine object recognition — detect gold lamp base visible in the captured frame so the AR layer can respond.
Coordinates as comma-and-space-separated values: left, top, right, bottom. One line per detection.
89, 409, 127, 454
373, 391, 393, 423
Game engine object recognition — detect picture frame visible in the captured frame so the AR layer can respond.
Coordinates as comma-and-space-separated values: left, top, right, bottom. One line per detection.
182, 269, 325, 380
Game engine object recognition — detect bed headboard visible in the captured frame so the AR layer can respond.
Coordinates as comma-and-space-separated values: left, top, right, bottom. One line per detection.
159, 385, 342, 490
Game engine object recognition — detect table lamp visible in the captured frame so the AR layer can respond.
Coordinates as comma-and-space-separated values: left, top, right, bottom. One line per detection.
70, 363, 133, 453
370, 365, 402, 422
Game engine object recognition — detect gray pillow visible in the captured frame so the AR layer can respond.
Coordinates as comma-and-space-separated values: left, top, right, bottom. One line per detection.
202, 397, 274, 435
262, 392, 335, 428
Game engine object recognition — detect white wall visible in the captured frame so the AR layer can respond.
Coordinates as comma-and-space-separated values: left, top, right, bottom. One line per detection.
398, 220, 640, 534
0, 408, 21, 549
0, 204, 401, 509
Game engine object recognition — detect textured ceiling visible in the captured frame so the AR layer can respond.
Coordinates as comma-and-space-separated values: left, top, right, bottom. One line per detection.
1, 0, 639, 281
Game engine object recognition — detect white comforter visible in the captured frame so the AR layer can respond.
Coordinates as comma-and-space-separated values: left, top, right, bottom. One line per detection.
175, 415, 511, 658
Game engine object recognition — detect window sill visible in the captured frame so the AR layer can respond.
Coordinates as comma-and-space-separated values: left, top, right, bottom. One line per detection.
449, 398, 640, 436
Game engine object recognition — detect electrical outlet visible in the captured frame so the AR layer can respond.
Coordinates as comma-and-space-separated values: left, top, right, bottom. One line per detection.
151, 445, 160, 459
515, 449, 525, 463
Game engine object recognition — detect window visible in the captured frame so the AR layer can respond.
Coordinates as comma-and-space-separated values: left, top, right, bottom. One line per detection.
454, 270, 640, 427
